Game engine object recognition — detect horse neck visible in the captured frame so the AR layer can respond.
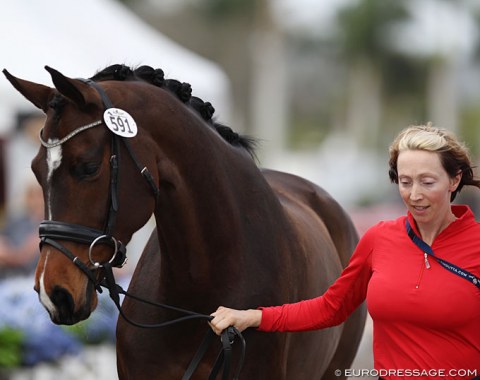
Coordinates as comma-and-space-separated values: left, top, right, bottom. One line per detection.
150, 124, 275, 294
127, 88, 286, 303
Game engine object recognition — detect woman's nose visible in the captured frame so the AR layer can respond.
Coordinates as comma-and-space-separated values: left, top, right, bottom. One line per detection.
409, 183, 423, 201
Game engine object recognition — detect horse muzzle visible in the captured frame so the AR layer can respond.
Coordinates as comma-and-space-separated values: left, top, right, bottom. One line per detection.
39, 220, 127, 280
48, 285, 94, 325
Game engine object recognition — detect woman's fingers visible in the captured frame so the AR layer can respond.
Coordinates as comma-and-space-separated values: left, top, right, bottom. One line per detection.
209, 306, 234, 335
209, 307, 262, 335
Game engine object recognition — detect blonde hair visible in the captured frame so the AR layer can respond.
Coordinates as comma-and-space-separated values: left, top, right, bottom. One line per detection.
388, 122, 480, 201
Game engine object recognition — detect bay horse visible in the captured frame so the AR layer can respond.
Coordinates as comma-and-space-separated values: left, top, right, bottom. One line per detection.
3, 64, 365, 379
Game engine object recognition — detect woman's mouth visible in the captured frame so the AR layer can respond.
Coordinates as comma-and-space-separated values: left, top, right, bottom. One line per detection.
412, 205, 429, 213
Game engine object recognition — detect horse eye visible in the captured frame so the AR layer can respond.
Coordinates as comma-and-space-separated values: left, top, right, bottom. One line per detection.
71, 162, 101, 179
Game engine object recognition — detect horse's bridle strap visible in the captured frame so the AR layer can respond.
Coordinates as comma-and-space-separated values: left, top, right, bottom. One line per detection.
80, 78, 114, 109
39, 120, 103, 148
39, 220, 127, 269
40, 220, 112, 245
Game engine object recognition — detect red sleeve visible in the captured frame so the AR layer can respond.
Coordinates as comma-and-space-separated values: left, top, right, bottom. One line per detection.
258, 226, 375, 332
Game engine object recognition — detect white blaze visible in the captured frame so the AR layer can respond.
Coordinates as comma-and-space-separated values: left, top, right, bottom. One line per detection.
39, 252, 58, 318
46, 142, 62, 220
38, 142, 63, 313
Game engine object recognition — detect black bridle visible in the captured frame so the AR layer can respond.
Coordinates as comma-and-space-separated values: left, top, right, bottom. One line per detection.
38, 78, 155, 291
38, 79, 245, 379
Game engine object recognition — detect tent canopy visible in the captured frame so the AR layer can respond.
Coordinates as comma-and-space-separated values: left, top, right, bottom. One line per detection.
0, 0, 232, 213
0, 0, 231, 134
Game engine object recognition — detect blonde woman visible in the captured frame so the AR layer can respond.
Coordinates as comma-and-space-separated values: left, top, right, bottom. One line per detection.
210, 124, 480, 379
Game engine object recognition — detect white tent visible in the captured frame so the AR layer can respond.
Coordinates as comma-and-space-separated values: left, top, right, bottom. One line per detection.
0, 0, 231, 211
0, 0, 231, 134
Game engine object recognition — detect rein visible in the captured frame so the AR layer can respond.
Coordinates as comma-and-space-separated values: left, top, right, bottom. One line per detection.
101, 262, 246, 380
38, 79, 246, 379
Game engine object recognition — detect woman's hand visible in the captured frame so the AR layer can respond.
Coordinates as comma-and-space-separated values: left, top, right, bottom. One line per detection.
209, 306, 262, 335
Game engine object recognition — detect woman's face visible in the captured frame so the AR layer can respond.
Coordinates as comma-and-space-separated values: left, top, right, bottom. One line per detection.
397, 149, 460, 226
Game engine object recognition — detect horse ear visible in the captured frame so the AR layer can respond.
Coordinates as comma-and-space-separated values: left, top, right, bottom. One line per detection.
44, 66, 99, 109
3, 69, 53, 112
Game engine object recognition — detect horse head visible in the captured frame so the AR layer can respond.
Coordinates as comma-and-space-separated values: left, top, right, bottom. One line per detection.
3, 67, 159, 324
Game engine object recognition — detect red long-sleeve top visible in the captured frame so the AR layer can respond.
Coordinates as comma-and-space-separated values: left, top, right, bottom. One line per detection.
258, 205, 480, 379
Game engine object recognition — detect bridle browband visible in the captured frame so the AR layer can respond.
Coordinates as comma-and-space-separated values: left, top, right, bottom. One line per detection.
39, 120, 103, 148
38, 79, 245, 379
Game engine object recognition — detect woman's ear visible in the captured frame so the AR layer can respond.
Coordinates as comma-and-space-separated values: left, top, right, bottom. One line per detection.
450, 171, 462, 192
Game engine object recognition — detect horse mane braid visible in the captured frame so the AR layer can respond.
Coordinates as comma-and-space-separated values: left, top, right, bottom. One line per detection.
90, 64, 256, 158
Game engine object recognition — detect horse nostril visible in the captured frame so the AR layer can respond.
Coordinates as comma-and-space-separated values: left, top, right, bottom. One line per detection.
50, 286, 75, 316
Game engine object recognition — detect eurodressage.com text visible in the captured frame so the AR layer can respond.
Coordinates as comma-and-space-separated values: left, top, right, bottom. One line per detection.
336, 368, 478, 377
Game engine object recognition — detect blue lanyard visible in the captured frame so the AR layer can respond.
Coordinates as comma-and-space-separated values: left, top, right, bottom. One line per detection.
406, 219, 480, 290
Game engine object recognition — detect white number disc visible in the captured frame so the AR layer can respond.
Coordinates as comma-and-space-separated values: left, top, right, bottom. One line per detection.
103, 108, 138, 137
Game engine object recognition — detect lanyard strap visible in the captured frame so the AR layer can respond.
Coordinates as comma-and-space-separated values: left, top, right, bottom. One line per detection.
405, 219, 480, 290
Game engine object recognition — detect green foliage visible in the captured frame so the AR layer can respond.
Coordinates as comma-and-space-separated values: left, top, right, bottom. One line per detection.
64, 321, 107, 345
381, 54, 429, 96
0, 328, 24, 368
200, 0, 256, 18
459, 104, 480, 156
288, 116, 331, 150
336, 0, 410, 61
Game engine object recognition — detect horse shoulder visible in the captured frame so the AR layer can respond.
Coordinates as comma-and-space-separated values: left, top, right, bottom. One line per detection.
262, 169, 358, 268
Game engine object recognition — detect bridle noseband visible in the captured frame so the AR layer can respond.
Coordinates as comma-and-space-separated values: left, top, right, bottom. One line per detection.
38, 79, 245, 379
39, 220, 127, 292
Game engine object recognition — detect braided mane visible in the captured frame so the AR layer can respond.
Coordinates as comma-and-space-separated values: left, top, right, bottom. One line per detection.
90, 64, 256, 158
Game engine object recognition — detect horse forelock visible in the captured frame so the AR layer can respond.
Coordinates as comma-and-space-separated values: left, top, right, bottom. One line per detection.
90, 64, 257, 159
48, 93, 67, 123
